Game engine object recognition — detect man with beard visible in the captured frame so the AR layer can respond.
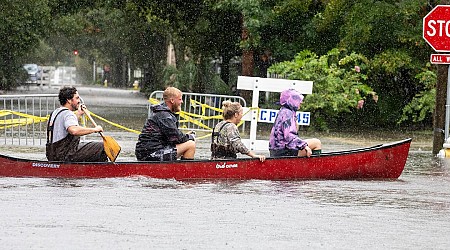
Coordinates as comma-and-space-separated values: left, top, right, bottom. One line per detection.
46, 87, 108, 162
135, 87, 196, 161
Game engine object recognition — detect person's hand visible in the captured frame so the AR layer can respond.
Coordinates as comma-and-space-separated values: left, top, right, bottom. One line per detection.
257, 154, 266, 162
249, 151, 265, 162
187, 131, 196, 141
77, 104, 86, 116
94, 125, 103, 133
305, 146, 312, 157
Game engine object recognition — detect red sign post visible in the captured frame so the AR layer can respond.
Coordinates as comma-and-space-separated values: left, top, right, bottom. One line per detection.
423, 5, 450, 52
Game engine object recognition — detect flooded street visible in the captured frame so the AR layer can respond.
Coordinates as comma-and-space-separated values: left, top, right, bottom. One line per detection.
1, 86, 449, 249
0, 154, 449, 249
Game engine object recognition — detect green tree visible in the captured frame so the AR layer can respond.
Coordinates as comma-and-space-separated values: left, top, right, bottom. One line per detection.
308, 0, 433, 127
7, 0, 437, 130
398, 69, 436, 126
45, 1, 168, 88
0, 0, 51, 89
261, 0, 327, 61
269, 49, 375, 130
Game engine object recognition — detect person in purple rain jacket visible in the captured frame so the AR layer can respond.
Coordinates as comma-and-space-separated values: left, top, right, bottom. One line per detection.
269, 89, 322, 157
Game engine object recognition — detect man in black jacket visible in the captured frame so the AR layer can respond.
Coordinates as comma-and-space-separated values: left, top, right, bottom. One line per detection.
135, 87, 196, 161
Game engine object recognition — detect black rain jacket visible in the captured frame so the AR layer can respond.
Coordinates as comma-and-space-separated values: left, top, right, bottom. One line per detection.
135, 103, 190, 155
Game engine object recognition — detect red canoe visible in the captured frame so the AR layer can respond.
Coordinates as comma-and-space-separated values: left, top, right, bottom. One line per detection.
0, 138, 412, 180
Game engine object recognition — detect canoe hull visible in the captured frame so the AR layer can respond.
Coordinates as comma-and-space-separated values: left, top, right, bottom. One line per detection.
0, 139, 412, 180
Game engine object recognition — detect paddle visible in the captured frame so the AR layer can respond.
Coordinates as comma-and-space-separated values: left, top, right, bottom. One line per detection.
80, 104, 121, 162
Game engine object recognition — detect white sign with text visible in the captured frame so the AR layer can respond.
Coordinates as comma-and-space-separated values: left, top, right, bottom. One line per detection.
242, 107, 310, 126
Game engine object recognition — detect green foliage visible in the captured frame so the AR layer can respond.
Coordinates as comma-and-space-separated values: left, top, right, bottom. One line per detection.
214, 0, 271, 49
398, 70, 436, 124
263, 0, 325, 60
368, 49, 423, 126
269, 49, 375, 128
0, 0, 438, 130
163, 61, 198, 92
24, 40, 57, 65
315, 0, 428, 58
0, 0, 51, 89
162, 59, 232, 95
74, 56, 94, 85
370, 49, 413, 74
310, 0, 431, 126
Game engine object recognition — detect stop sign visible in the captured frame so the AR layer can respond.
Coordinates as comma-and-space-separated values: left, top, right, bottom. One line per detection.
423, 5, 450, 52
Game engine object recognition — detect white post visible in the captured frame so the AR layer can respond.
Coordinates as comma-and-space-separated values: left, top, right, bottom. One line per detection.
54, 68, 59, 86
249, 78, 260, 151
93, 60, 96, 83
62, 67, 65, 85
237, 76, 313, 151
128, 62, 131, 83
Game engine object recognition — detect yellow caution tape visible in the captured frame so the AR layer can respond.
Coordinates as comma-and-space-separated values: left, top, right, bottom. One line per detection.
0, 110, 49, 129
1, 99, 258, 141
89, 112, 141, 134
149, 98, 160, 105
144, 98, 259, 140
189, 99, 223, 114
178, 111, 213, 130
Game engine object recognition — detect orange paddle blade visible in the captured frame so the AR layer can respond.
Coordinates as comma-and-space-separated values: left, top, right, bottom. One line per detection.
102, 135, 121, 162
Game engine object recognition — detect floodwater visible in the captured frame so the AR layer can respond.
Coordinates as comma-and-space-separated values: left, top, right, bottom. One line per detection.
1, 87, 449, 249
0, 152, 449, 249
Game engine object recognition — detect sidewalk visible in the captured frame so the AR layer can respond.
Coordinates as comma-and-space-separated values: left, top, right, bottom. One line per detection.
10, 84, 149, 107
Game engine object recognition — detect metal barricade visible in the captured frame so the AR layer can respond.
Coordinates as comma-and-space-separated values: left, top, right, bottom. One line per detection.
0, 94, 58, 145
148, 91, 247, 132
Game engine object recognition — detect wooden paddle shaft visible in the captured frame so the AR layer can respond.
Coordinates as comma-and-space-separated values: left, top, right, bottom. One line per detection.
79, 103, 121, 162
83, 107, 105, 137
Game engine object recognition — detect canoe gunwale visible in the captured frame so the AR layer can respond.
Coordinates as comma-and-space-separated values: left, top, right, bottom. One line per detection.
0, 138, 412, 164
0, 138, 412, 180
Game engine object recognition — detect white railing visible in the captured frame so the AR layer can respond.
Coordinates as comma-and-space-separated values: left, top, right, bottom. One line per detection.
149, 91, 247, 133
0, 94, 58, 145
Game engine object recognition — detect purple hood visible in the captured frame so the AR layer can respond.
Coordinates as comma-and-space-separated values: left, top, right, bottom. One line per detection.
280, 89, 304, 111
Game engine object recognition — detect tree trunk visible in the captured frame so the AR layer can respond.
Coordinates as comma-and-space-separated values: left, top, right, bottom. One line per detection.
242, 49, 254, 76
112, 55, 127, 87
193, 57, 206, 93
220, 53, 231, 87
240, 15, 253, 100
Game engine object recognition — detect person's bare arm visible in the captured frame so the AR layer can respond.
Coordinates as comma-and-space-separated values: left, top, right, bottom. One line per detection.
67, 125, 103, 136
247, 151, 266, 162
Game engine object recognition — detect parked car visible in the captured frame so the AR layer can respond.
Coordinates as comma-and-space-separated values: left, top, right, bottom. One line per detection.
23, 64, 42, 82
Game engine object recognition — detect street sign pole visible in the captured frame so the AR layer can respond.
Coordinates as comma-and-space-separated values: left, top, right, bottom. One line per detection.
446, 67, 450, 141
423, 5, 450, 156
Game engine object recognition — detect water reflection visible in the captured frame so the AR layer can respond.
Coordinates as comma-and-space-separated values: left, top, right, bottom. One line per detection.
0, 152, 449, 211
405, 153, 450, 176
0, 154, 448, 249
